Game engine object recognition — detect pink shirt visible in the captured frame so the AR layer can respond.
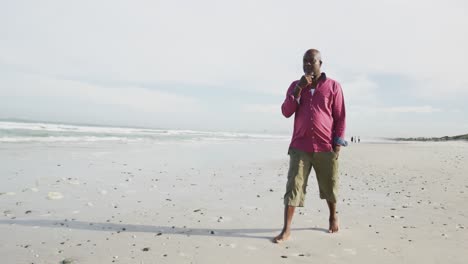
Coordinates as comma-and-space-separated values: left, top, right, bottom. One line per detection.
281, 73, 346, 152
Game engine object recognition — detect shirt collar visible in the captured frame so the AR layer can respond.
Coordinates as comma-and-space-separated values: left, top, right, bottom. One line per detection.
318, 72, 327, 81
308, 72, 326, 90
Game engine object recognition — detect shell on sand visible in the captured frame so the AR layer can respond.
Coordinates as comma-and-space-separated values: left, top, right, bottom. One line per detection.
22, 187, 39, 193
47, 192, 64, 200
68, 180, 80, 185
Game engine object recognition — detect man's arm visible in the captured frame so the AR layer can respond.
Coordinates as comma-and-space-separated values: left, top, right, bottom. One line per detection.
281, 81, 300, 118
332, 82, 347, 148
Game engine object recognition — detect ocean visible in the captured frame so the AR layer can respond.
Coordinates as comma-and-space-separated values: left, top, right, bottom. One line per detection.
0, 120, 399, 145
0, 121, 291, 143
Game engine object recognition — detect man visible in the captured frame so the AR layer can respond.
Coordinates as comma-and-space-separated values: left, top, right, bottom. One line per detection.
274, 49, 346, 243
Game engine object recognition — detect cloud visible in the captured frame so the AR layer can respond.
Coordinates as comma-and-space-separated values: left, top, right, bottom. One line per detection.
340, 74, 379, 106
3, 0, 465, 95
242, 104, 279, 114
0, 72, 202, 114
1, 0, 468, 136
349, 105, 442, 114
409, 77, 468, 100
380, 106, 442, 113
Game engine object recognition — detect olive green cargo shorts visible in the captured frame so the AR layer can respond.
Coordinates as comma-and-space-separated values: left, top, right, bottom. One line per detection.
283, 147, 339, 207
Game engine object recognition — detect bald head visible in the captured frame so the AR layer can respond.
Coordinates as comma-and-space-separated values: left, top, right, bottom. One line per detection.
304, 49, 322, 63
303, 48, 322, 76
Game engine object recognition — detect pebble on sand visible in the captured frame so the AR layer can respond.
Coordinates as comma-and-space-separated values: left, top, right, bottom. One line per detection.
61, 258, 75, 264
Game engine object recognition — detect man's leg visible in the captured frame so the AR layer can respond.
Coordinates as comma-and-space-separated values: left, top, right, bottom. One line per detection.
327, 200, 339, 233
273, 205, 295, 243
312, 151, 339, 233
274, 148, 312, 243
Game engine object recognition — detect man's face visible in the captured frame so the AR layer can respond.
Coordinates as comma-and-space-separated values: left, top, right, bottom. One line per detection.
303, 51, 321, 76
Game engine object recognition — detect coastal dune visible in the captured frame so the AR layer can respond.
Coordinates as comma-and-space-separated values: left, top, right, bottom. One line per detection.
0, 140, 467, 263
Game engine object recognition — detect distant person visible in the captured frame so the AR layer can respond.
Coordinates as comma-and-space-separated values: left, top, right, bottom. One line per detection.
358, 136, 360, 143
351, 136, 354, 143
275, 49, 347, 243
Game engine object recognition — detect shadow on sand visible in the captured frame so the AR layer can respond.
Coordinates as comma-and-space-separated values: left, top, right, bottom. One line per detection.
0, 218, 329, 240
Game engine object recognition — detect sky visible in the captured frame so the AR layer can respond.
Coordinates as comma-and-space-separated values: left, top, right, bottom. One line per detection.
1, 0, 467, 137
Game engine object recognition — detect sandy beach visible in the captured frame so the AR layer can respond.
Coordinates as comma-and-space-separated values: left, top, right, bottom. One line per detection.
1, 139, 467, 264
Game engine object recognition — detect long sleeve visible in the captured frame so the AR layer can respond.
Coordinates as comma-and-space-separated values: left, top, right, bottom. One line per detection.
281, 81, 299, 118
332, 82, 346, 145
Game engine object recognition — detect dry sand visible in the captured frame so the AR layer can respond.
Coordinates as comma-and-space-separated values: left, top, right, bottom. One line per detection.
0, 140, 467, 263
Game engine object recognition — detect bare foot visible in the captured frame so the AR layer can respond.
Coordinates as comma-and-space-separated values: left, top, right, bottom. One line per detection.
329, 216, 339, 233
273, 231, 290, 243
